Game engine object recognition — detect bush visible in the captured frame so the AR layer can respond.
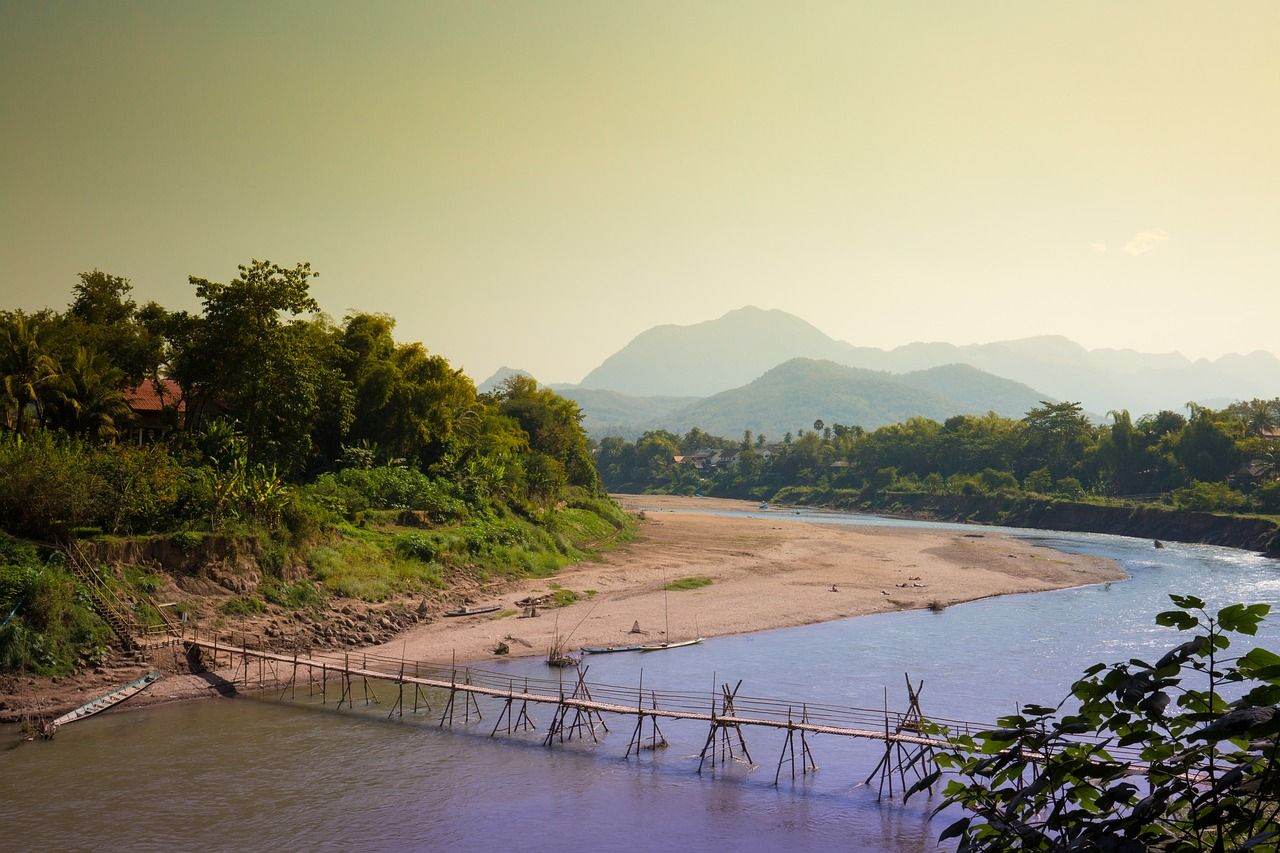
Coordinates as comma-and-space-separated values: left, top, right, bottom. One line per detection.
1172, 480, 1248, 512
1052, 476, 1084, 498
308, 466, 467, 520
1253, 479, 1280, 514
1023, 467, 1053, 494
0, 541, 109, 674
395, 532, 439, 562
219, 595, 267, 617
260, 578, 325, 610
0, 432, 192, 538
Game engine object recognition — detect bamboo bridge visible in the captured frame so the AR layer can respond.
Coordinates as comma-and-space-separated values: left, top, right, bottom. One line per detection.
175, 630, 1150, 799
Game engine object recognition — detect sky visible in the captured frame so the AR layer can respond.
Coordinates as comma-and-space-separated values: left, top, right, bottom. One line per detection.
2, 1, 1278, 385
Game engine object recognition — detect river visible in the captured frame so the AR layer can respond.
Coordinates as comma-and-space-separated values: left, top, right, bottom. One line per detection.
3, 507, 1278, 852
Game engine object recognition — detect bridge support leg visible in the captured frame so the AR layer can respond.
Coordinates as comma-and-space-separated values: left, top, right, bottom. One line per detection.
514, 680, 536, 732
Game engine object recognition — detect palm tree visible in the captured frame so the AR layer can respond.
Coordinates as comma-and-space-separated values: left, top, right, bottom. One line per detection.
53, 347, 133, 441
0, 312, 61, 432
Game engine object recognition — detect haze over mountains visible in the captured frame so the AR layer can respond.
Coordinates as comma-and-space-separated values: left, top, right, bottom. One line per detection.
661, 360, 1047, 438
481, 306, 1280, 439
578, 307, 1280, 415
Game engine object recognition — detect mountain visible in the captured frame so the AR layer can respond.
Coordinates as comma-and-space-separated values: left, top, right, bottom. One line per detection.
577, 307, 1280, 414
840, 337, 1280, 415
578, 306, 857, 397
659, 358, 1048, 438
477, 366, 532, 394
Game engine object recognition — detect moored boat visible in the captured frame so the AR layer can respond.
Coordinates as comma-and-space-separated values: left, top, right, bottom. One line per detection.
582, 643, 645, 655
639, 637, 704, 652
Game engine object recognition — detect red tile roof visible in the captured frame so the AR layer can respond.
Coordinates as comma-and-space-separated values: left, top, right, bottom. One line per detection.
123, 379, 185, 413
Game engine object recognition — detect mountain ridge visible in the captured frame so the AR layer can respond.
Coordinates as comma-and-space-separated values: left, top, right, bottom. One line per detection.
576, 306, 1280, 413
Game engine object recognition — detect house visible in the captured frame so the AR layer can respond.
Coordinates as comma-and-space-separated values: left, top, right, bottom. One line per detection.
122, 378, 185, 444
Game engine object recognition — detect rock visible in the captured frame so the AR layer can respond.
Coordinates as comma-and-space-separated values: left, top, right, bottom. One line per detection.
493, 642, 510, 656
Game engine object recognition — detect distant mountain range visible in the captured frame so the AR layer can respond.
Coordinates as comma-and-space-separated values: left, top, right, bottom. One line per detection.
659, 359, 1049, 438
479, 358, 1050, 439
576, 306, 1280, 416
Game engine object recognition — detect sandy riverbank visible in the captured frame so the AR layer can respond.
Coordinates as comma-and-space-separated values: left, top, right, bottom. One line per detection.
363, 494, 1124, 664
6, 495, 1123, 721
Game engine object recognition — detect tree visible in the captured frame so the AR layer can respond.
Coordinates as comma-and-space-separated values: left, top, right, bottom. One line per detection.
931, 596, 1280, 850
497, 375, 598, 492
0, 312, 62, 433
1021, 401, 1094, 480
172, 260, 329, 474
64, 270, 166, 384
1175, 411, 1240, 483
49, 347, 133, 440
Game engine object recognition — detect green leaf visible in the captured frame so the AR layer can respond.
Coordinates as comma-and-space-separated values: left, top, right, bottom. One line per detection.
1218, 603, 1270, 635
1156, 610, 1199, 630
939, 817, 971, 841
1238, 647, 1280, 684
1169, 593, 1206, 610
904, 768, 941, 802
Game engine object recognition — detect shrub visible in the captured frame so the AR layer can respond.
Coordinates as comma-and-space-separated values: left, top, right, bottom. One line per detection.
0, 432, 192, 538
1252, 479, 1280, 514
395, 532, 439, 562
219, 595, 267, 617
0, 542, 110, 674
1023, 467, 1053, 494
1052, 476, 1084, 499
260, 578, 326, 610
1172, 480, 1248, 512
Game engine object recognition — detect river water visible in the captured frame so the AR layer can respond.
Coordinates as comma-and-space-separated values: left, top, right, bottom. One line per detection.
3, 507, 1278, 852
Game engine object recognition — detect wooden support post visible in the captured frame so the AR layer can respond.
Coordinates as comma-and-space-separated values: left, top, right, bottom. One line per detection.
514, 678, 536, 732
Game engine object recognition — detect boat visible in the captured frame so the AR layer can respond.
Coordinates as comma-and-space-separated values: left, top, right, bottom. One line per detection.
443, 604, 501, 617
640, 637, 704, 652
582, 643, 645, 655
546, 647, 582, 667
637, 572, 704, 653
45, 671, 162, 735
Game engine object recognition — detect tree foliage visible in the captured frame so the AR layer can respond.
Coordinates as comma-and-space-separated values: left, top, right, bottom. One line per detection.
930, 598, 1280, 850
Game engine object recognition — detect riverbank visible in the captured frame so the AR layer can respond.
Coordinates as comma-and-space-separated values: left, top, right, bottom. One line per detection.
357, 494, 1122, 664
3, 496, 1123, 721
773, 489, 1280, 557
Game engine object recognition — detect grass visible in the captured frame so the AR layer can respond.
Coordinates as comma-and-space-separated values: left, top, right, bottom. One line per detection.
549, 588, 580, 607
663, 576, 713, 591
303, 497, 636, 603
220, 595, 267, 617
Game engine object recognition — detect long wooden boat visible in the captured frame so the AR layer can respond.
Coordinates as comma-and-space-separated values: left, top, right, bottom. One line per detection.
581, 643, 645, 655
47, 670, 162, 733
639, 637, 704, 653
443, 604, 501, 618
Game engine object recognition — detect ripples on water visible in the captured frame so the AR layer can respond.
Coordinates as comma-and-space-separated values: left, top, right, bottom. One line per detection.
3, 509, 1277, 852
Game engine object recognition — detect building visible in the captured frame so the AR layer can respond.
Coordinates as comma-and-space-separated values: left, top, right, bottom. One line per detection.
122, 378, 185, 444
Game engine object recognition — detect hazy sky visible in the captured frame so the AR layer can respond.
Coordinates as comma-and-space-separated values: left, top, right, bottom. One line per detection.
3, 1, 1278, 384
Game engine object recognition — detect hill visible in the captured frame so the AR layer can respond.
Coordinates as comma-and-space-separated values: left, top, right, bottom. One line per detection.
576, 307, 1280, 414
578, 306, 857, 397
659, 358, 1048, 437
476, 366, 532, 394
